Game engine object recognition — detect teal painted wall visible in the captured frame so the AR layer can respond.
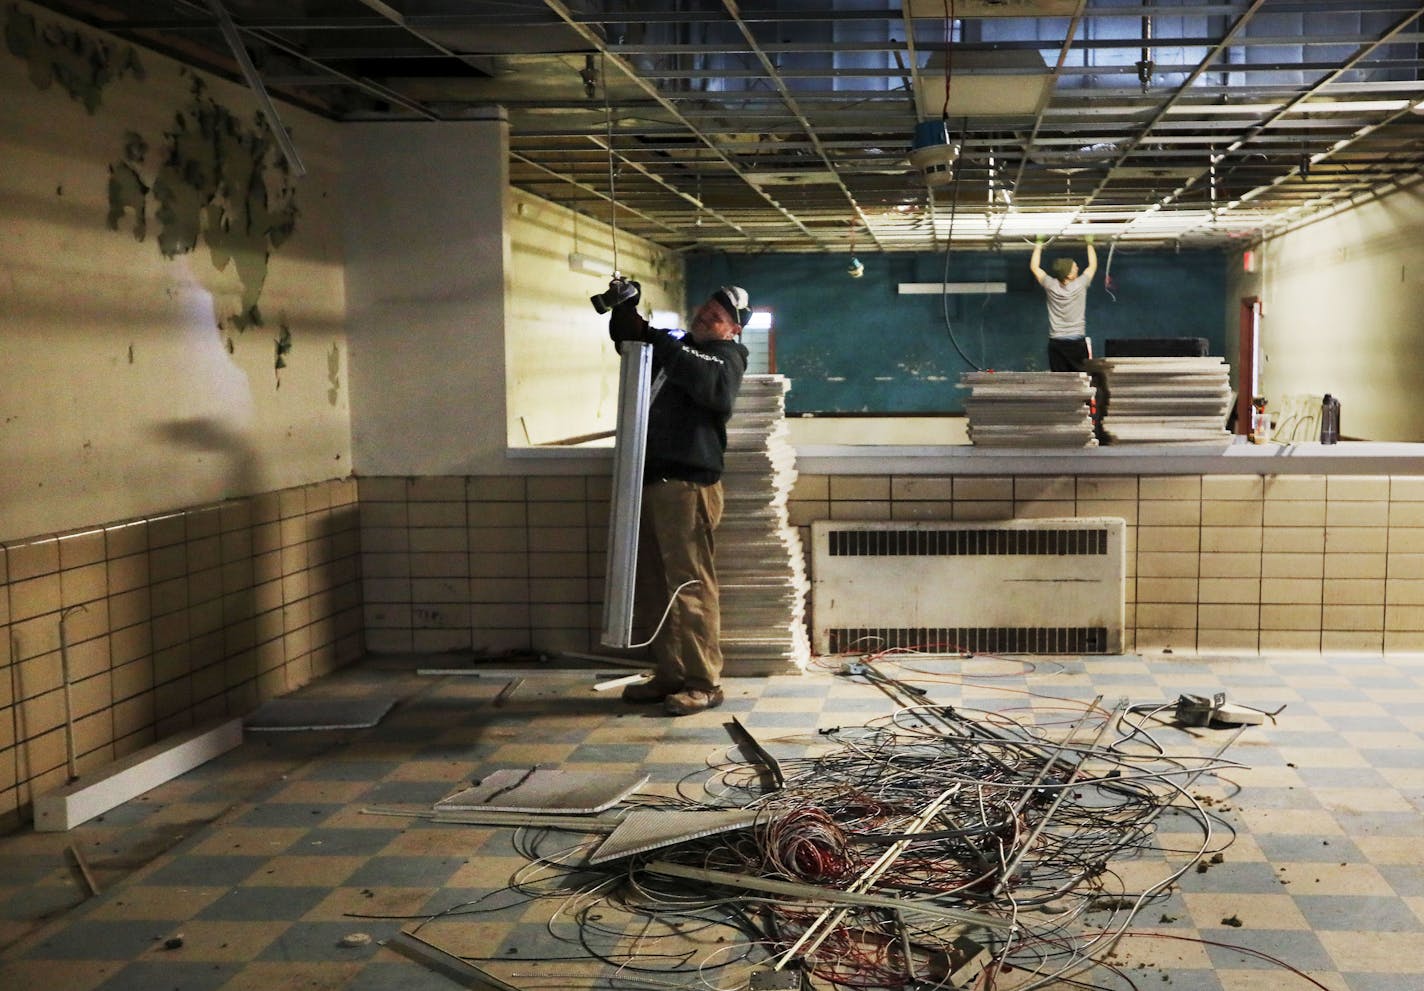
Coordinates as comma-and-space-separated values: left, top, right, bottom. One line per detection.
688, 249, 1229, 414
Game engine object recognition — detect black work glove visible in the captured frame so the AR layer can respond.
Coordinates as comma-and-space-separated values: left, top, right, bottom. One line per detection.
609, 301, 651, 343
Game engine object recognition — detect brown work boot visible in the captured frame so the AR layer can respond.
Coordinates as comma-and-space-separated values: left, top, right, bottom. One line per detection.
621, 678, 680, 704
663, 687, 724, 716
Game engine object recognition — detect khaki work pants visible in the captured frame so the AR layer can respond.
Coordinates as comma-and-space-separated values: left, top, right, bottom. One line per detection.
634, 479, 724, 692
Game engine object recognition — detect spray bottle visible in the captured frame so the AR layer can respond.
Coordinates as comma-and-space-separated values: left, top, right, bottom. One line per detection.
1319, 394, 1340, 445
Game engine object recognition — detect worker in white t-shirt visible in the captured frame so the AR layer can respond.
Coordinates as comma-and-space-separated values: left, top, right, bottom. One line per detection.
1029, 234, 1098, 372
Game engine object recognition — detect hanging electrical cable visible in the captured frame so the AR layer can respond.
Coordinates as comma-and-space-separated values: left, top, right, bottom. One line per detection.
601, 53, 621, 277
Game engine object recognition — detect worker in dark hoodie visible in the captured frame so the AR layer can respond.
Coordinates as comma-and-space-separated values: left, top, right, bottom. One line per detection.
608, 285, 750, 715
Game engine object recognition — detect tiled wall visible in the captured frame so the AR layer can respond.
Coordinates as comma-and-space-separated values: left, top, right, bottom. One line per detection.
0, 479, 364, 830
359, 475, 611, 655
788, 472, 1424, 654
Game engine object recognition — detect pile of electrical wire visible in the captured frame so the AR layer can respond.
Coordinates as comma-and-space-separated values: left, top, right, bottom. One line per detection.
448, 663, 1245, 991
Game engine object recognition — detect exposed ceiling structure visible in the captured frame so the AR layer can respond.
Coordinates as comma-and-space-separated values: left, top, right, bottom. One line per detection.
38, 0, 1424, 252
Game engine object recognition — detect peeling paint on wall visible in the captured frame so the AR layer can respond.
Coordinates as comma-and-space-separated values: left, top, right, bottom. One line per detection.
327, 343, 341, 406
3, 4, 144, 113
103, 71, 300, 362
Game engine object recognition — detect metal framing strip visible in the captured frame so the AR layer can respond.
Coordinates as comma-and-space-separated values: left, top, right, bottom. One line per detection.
387, 930, 526, 991
647, 860, 1008, 931
203, 0, 306, 175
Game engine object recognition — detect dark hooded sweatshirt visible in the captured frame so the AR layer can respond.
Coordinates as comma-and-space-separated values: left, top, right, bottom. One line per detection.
639, 329, 748, 485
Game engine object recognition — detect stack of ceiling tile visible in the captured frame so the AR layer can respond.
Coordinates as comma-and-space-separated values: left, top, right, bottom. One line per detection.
716, 374, 811, 675
959, 371, 1098, 447
1085, 356, 1233, 444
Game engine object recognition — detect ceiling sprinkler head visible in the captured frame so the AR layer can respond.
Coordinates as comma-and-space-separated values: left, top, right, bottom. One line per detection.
847, 257, 865, 278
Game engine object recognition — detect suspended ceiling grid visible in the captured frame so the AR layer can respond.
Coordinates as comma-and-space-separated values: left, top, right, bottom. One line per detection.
38, 0, 1424, 253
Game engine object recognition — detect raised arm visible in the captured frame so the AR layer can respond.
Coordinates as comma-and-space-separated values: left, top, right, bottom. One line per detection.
1029, 236, 1048, 285
1082, 236, 1098, 283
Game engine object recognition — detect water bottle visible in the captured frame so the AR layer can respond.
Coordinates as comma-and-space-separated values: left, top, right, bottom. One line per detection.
1319, 394, 1340, 445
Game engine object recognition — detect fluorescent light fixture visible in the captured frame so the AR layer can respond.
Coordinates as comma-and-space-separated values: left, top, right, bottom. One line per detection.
898, 282, 1007, 295
568, 252, 616, 277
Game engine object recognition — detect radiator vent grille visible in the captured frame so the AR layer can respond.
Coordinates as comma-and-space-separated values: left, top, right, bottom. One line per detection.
812, 518, 1127, 656
828, 527, 1108, 558
829, 627, 1109, 655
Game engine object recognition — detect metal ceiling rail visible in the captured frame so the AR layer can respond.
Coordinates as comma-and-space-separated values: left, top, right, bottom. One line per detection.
719, 0, 887, 251
584, 135, 754, 242
1118, 4, 1423, 242
509, 151, 687, 242
541, 0, 824, 250
1054, 0, 1271, 240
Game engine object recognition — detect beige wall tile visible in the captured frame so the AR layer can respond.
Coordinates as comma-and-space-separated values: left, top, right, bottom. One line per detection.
529, 552, 588, 578
1201, 526, 1262, 554
1385, 603, 1424, 631
10, 574, 61, 623
408, 501, 465, 528
1386, 502, 1424, 527
6, 538, 59, 582
528, 528, 590, 554
221, 499, 254, 532
1264, 475, 1326, 501
1197, 628, 1260, 653
1389, 528, 1424, 554
1077, 499, 1137, 524
413, 629, 472, 652
1384, 630, 1424, 650
1326, 525, 1387, 555
1386, 579, 1424, 607
1202, 475, 1264, 501
406, 476, 465, 502
1137, 577, 1199, 603
526, 476, 586, 501
1197, 602, 1261, 629
1323, 579, 1385, 606
1261, 578, 1323, 605
1327, 476, 1390, 501
410, 578, 470, 604
1322, 603, 1384, 630
361, 503, 408, 528
891, 501, 954, 521
890, 476, 952, 500
1202, 500, 1264, 527
468, 502, 527, 527
110, 623, 153, 668
1321, 630, 1383, 653
1136, 526, 1198, 553
1134, 628, 1196, 652
1389, 477, 1424, 502
1014, 477, 1075, 501
472, 603, 532, 628
829, 501, 893, 521
1324, 553, 1387, 580
470, 577, 530, 602
1077, 476, 1137, 500
830, 476, 891, 501
528, 502, 587, 527
1138, 500, 1202, 526
953, 477, 1012, 501
469, 475, 526, 501
408, 552, 469, 579
1263, 500, 1326, 527
1260, 603, 1323, 630
470, 552, 530, 579
470, 528, 528, 553
148, 514, 187, 549
361, 527, 410, 554
1136, 603, 1197, 628
1140, 475, 1201, 500
1199, 578, 1261, 604
409, 528, 467, 554
1201, 552, 1262, 579
105, 521, 148, 558
1262, 528, 1325, 554
793, 474, 830, 500
411, 603, 471, 629
1012, 500, 1076, 519
58, 529, 106, 570
1259, 629, 1321, 651
1326, 501, 1389, 528
951, 502, 1013, 521
1138, 551, 1199, 578
1387, 554, 1424, 580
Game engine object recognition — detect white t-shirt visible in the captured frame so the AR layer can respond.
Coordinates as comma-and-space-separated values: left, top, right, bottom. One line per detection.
1040, 275, 1090, 339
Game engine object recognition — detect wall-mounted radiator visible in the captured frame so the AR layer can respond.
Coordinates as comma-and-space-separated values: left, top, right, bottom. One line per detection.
811, 518, 1126, 655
